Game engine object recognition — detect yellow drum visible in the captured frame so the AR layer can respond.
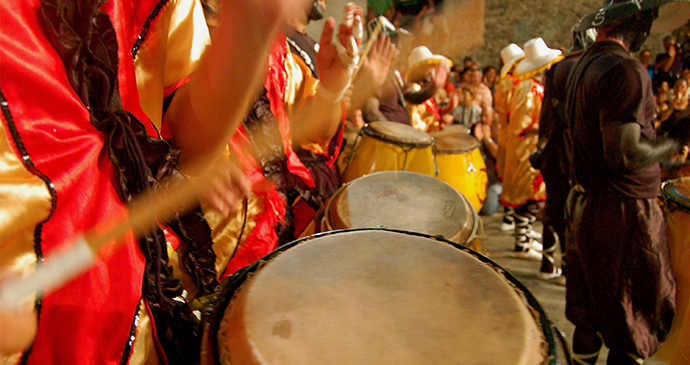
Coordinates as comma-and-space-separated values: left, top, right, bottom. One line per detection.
656, 177, 690, 365
200, 229, 570, 365
428, 128, 488, 212
341, 121, 434, 183
323, 171, 483, 253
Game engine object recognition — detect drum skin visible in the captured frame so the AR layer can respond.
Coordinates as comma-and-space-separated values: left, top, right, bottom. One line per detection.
428, 129, 488, 213
341, 122, 434, 183
655, 177, 690, 365
203, 229, 553, 365
323, 171, 483, 252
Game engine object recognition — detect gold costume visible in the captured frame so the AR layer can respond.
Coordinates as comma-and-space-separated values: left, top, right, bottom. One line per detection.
499, 78, 546, 207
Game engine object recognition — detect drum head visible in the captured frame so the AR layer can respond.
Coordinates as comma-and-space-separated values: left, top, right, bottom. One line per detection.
364, 121, 433, 146
327, 171, 475, 243
215, 230, 545, 365
428, 128, 480, 153
439, 123, 471, 135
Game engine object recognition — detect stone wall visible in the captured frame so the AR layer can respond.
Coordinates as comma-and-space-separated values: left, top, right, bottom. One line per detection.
306, 0, 670, 70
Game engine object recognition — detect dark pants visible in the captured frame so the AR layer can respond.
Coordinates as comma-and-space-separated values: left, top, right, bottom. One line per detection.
565, 188, 676, 359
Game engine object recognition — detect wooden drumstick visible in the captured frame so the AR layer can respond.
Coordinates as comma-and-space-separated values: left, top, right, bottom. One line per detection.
350, 16, 386, 81
0, 161, 220, 311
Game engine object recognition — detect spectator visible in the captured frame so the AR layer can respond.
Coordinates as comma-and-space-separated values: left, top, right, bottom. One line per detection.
449, 84, 482, 126
482, 65, 498, 94
469, 64, 493, 108
640, 49, 655, 81
654, 35, 684, 92
474, 106, 502, 216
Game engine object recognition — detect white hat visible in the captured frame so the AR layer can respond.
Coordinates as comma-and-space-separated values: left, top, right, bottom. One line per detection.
499, 43, 525, 78
514, 38, 563, 79
405, 46, 452, 82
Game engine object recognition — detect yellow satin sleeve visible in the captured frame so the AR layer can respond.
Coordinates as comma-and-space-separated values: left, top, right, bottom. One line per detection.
133, 0, 211, 131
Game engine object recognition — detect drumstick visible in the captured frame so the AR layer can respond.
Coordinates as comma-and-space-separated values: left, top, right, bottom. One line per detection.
350, 16, 386, 81
0, 161, 220, 311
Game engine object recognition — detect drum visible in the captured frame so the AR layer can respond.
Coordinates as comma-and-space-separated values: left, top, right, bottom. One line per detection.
656, 177, 690, 364
323, 171, 483, 252
428, 128, 488, 212
341, 121, 434, 183
200, 229, 570, 365
441, 123, 471, 135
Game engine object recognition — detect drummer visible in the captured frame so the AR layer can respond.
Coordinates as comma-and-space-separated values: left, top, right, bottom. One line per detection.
195, 3, 363, 280
404, 46, 454, 132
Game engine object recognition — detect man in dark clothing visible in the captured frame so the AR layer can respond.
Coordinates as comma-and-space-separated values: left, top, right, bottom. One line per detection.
565, 1, 690, 363
531, 29, 595, 284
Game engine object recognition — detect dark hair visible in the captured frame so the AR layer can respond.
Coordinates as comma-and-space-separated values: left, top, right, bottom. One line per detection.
482, 65, 497, 75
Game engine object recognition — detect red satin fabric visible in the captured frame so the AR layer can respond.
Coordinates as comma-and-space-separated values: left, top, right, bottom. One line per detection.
0, 0, 162, 363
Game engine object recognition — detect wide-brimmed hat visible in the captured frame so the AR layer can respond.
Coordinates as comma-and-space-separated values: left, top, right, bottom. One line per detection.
499, 43, 525, 78
573, 0, 690, 33
514, 38, 564, 79
405, 46, 452, 82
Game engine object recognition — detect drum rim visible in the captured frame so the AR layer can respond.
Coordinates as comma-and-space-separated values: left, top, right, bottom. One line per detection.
429, 131, 481, 154
205, 228, 565, 365
324, 171, 478, 243
660, 179, 690, 214
362, 121, 433, 146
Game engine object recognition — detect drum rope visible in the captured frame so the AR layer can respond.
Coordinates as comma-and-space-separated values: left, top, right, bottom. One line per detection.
340, 127, 365, 177
218, 197, 249, 279
397, 142, 416, 171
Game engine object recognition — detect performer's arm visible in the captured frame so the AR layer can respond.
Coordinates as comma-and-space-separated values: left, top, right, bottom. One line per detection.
165, 0, 307, 174
292, 5, 364, 147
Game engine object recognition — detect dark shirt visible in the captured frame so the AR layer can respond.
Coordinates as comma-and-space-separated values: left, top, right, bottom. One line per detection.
566, 41, 660, 198
366, 76, 410, 125
539, 53, 578, 182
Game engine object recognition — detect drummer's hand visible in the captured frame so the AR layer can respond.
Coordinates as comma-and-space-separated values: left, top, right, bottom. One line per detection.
0, 271, 38, 355
316, 4, 364, 96
0, 306, 36, 355
198, 152, 251, 216
360, 35, 396, 90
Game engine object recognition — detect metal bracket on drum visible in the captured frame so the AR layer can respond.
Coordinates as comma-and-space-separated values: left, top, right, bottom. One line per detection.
467, 161, 477, 174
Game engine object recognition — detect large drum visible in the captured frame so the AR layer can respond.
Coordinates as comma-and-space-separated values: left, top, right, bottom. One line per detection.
322, 171, 483, 252
200, 229, 571, 365
655, 177, 690, 365
341, 121, 434, 183
428, 127, 488, 212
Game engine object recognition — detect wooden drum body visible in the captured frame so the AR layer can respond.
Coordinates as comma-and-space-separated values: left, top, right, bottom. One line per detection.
428, 128, 488, 213
201, 229, 570, 365
656, 177, 690, 364
341, 121, 434, 183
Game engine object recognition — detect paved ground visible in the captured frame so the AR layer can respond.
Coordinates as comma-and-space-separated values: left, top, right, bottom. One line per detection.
479, 211, 668, 365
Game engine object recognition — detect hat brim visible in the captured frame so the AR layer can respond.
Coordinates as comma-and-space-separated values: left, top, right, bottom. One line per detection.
499, 55, 525, 78
574, 0, 690, 32
652, 1, 690, 32
405, 56, 452, 82
514, 51, 564, 80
